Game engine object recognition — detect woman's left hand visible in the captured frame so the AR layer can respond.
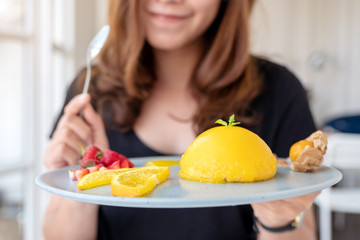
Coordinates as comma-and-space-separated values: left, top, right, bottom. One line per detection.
251, 191, 321, 228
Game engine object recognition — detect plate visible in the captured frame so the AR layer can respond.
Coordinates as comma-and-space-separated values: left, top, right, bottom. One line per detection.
35, 156, 342, 208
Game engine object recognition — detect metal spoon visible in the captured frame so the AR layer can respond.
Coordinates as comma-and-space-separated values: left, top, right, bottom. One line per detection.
82, 25, 110, 94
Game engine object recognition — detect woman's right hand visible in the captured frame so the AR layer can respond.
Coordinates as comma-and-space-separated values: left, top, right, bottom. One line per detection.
43, 93, 109, 170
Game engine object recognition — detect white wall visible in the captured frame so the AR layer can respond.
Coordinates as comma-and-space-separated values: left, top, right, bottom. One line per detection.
251, 0, 360, 126
74, 0, 108, 73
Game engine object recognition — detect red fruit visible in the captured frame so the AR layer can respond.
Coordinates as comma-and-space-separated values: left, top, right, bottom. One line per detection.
87, 164, 104, 173
108, 160, 121, 169
73, 169, 90, 181
100, 149, 126, 167
128, 159, 134, 168
80, 159, 98, 169
81, 146, 103, 168
120, 159, 129, 168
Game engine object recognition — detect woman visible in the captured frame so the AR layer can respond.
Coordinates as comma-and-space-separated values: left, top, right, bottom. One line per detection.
43, 0, 319, 239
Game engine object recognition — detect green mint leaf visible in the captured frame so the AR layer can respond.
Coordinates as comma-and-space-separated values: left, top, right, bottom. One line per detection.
215, 119, 228, 126
229, 121, 241, 126
229, 114, 235, 125
215, 114, 241, 127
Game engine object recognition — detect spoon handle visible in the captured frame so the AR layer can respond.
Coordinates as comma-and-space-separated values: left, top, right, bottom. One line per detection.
82, 52, 92, 94
82, 25, 110, 94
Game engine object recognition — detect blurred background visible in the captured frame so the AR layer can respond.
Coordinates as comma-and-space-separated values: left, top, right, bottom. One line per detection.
0, 0, 359, 239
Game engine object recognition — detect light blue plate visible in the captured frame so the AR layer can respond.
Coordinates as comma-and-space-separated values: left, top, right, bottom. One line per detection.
35, 156, 342, 208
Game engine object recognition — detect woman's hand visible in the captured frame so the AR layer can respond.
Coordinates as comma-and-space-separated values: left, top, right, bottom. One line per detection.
43, 93, 109, 170
251, 191, 320, 240
251, 191, 320, 228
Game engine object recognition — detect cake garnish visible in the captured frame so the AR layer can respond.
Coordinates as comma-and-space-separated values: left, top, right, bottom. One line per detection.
215, 114, 240, 127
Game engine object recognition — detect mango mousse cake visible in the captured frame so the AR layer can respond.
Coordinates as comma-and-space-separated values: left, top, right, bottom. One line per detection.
178, 115, 277, 183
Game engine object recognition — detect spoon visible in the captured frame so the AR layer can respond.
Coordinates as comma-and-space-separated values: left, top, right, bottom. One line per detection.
82, 25, 110, 94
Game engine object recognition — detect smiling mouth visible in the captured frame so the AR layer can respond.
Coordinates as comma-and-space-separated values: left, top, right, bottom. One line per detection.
149, 12, 191, 23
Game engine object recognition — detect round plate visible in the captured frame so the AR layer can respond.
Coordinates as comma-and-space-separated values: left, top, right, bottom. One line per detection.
35, 156, 342, 208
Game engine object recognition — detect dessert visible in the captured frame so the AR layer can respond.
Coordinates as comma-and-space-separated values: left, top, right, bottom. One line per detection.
289, 130, 327, 172
179, 115, 277, 183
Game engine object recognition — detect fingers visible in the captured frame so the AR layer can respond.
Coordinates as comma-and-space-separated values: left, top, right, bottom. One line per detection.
64, 93, 90, 115
43, 93, 108, 170
61, 93, 93, 144
57, 114, 92, 145
43, 140, 80, 170
82, 103, 109, 150
52, 127, 84, 156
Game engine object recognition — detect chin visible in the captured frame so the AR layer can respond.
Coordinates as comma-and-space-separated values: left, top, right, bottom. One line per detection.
146, 35, 197, 51
149, 42, 184, 51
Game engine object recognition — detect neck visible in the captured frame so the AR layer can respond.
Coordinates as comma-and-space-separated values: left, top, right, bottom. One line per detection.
152, 40, 203, 90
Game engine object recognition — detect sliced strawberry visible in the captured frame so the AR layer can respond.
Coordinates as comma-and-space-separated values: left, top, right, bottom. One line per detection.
120, 159, 129, 168
99, 166, 108, 171
108, 160, 121, 169
72, 169, 90, 181
87, 164, 104, 173
100, 149, 126, 167
128, 159, 134, 168
81, 146, 103, 168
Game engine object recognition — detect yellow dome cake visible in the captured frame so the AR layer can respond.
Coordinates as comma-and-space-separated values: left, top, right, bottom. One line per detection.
179, 115, 277, 183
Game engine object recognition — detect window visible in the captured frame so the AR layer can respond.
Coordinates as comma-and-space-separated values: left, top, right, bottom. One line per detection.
0, 0, 33, 238
0, 0, 76, 239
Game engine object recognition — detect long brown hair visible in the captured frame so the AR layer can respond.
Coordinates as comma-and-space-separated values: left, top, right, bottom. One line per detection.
81, 0, 262, 134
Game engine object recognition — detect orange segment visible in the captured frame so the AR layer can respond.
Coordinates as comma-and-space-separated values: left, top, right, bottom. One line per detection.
77, 168, 134, 190
289, 140, 314, 162
111, 166, 170, 197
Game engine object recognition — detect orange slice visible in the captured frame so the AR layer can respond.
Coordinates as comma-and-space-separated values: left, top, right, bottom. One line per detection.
144, 160, 179, 167
111, 166, 170, 197
77, 168, 134, 190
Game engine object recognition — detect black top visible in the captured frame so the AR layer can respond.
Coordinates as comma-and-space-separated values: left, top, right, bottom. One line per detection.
54, 59, 316, 240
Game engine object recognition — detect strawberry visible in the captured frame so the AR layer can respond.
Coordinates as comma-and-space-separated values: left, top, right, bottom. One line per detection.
80, 159, 98, 169
100, 149, 126, 167
73, 169, 90, 181
108, 160, 121, 169
128, 159, 134, 168
120, 159, 129, 168
80, 146, 103, 168
87, 164, 104, 173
